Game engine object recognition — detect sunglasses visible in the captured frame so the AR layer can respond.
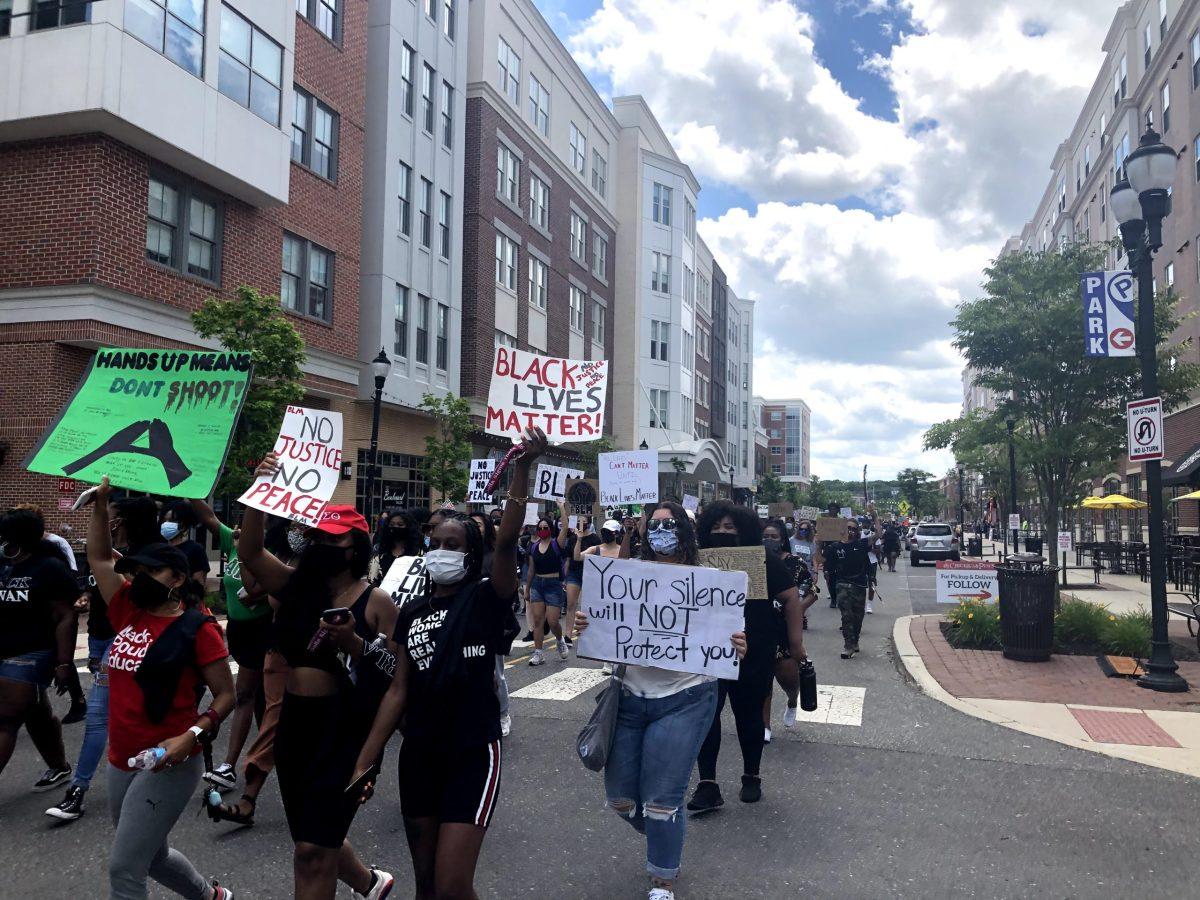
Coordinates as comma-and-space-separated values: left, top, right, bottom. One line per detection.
646, 518, 678, 532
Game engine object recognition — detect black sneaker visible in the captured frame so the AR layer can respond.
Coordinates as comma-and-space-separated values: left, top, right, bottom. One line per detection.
686, 780, 724, 814
32, 765, 72, 793
205, 763, 237, 793
840, 647, 856, 659
740, 775, 762, 803
522, 631, 535, 642
45, 785, 85, 821
62, 699, 88, 725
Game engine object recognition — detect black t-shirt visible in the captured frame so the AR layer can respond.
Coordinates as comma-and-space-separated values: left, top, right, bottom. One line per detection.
831, 539, 871, 586
74, 553, 116, 641
395, 577, 513, 748
739, 552, 793, 661
178, 539, 210, 577
530, 540, 563, 576
0, 555, 77, 659
568, 534, 601, 577
774, 555, 813, 619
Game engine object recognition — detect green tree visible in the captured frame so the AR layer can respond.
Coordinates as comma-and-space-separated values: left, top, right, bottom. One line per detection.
192, 286, 305, 498
757, 471, 785, 503
925, 243, 1200, 537
575, 436, 614, 478
419, 392, 473, 503
896, 467, 941, 518
800, 475, 852, 512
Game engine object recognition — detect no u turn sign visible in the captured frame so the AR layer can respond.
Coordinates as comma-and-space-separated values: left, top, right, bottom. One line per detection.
1127, 397, 1164, 462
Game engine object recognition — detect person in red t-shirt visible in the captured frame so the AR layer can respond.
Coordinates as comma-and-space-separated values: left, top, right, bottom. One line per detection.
88, 477, 237, 900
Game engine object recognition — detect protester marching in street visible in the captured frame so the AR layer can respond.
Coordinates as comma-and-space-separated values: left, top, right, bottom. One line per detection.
829, 519, 872, 659
523, 513, 570, 666
759, 519, 818, 734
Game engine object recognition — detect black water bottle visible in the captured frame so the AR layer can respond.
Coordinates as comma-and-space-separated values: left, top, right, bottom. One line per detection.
799, 658, 818, 712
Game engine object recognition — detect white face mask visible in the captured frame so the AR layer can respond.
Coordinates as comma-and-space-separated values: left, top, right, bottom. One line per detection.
424, 548, 468, 585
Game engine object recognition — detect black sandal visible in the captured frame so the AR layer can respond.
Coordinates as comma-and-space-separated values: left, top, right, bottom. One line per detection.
205, 794, 256, 826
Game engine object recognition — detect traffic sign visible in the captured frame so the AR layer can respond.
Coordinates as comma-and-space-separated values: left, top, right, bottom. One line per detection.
1127, 397, 1164, 462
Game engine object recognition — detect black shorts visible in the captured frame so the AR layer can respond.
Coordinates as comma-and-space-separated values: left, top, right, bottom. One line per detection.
398, 737, 503, 827
225, 615, 273, 670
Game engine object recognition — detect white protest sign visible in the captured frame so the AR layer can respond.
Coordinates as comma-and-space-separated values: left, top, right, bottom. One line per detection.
523, 502, 541, 526
935, 561, 998, 604
682, 494, 699, 513
575, 556, 746, 679
378, 555, 427, 609
839, 507, 853, 520
532, 464, 585, 501
568, 515, 578, 531
1057, 531, 1074, 554
1008, 513, 1021, 530
238, 405, 343, 526
485, 347, 608, 443
797, 506, 822, 521
466, 459, 496, 503
598, 450, 658, 505
756, 504, 769, 518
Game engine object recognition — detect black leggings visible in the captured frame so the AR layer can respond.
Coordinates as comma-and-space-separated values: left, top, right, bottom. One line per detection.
696, 646, 775, 781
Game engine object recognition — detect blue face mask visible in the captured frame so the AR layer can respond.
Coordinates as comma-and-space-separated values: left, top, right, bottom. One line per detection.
423, 534, 431, 549
160, 522, 180, 541
647, 528, 679, 556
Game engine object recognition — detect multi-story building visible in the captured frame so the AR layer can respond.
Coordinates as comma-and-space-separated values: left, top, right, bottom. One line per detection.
459, 0, 618, 469
757, 397, 812, 486
961, 365, 1000, 417
1006, 0, 1200, 532
0, 1, 381, 517
727, 289, 757, 498
694, 237, 715, 443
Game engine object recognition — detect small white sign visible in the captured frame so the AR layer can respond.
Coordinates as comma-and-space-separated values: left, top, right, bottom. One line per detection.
840, 507, 853, 520
682, 494, 699, 513
1057, 531, 1074, 553
598, 450, 658, 505
378, 555, 427, 609
1127, 397, 1164, 462
756, 504, 769, 518
531, 464, 585, 501
237, 405, 343, 526
1008, 513, 1021, 530
935, 560, 999, 604
466, 459, 496, 503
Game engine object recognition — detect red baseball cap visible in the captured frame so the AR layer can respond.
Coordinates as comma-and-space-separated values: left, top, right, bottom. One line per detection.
312, 505, 370, 535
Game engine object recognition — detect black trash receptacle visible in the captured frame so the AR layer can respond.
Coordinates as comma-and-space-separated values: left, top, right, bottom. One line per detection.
967, 537, 983, 557
1024, 536, 1043, 556
997, 565, 1057, 661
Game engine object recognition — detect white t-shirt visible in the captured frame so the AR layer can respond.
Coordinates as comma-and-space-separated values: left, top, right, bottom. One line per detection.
622, 665, 713, 700
47, 532, 77, 571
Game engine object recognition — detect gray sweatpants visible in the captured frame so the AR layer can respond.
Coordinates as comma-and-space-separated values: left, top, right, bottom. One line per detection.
108, 754, 209, 900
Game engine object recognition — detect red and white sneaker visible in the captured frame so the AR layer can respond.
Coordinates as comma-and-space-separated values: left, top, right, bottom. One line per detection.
210, 881, 235, 900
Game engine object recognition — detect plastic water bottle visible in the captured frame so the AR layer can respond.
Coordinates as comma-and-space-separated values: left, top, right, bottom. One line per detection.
127, 747, 166, 770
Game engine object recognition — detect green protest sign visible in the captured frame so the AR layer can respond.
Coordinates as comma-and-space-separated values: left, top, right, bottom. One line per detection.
25, 348, 253, 498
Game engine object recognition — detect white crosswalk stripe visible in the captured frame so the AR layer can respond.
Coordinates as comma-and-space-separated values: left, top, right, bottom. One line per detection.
510, 667, 609, 701
789, 685, 865, 727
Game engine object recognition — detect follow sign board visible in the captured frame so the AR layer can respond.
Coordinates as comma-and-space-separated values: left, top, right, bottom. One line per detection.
1081, 270, 1136, 357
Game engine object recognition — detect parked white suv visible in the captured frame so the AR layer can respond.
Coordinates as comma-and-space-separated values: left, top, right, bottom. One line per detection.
910, 523, 959, 566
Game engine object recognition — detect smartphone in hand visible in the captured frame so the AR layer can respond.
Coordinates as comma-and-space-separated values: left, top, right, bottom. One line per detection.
321, 607, 351, 625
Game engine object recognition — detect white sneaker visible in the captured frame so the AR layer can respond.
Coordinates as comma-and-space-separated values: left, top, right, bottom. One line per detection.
763, 727, 772, 744
866, 601, 874, 614
649, 889, 675, 900
500, 714, 512, 737
205, 762, 237, 793
529, 649, 545, 666
784, 705, 797, 729
557, 640, 569, 660
355, 867, 394, 900
602, 663, 613, 675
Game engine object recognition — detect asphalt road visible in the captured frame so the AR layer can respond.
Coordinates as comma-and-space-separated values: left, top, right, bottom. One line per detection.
2, 555, 1197, 898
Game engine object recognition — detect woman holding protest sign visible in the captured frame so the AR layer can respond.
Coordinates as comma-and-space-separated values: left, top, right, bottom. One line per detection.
574, 502, 746, 900
689, 501, 803, 811
236, 473, 399, 900
523, 511, 570, 666
349, 427, 541, 900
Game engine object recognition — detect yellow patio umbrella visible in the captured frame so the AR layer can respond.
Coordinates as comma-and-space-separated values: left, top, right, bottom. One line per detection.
1169, 489, 1200, 502
1080, 494, 1147, 509
1079, 496, 1106, 508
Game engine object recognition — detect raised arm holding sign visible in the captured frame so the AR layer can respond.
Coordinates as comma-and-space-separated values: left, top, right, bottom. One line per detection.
237, 405, 343, 526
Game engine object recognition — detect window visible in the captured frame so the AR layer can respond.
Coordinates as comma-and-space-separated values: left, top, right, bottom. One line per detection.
281, 233, 333, 321
31, 0, 90, 30
1084, 143, 1091, 176
218, 6, 282, 124
423, 0, 435, 22
685, 199, 696, 242
1057, 176, 1066, 212
593, 232, 608, 278
529, 174, 549, 229
443, 0, 455, 38
698, 274, 710, 314
570, 123, 586, 175
497, 144, 519, 205
1162, 82, 1171, 133
1145, 23, 1153, 69
438, 191, 451, 259
591, 300, 605, 344
698, 327, 709, 359
125, 0, 204, 76
441, 82, 454, 148
1161, 0, 1168, 39
696, 375, 707, 406
682, 395, 693, 430
436, 303, 449, 370
419, 178, 432, 248
297, 0, 339, 42
495, 330, 518, 350
398, 163, 412, 236
682, 329, 694, 367
683, 265, 694, 307
1193, 32, 1200, 89
650, 320, 668, 360
498, 38, 520, 104
1100, 112, 1107, 146
0, 1, 10, 37
421, 64, 435, 133
1145, 105, 1154, 130
1114, 131, 1129, 179
415, 295, 430, 365
527, 257, 547, 308
771, 446, 782, 456
292, 89, 338, 180
529, 75, 549, 136
591, 151, 607, 198
394, 286, 409, 358
145, 175, 222, 283
651, 252, 671, 293
742, 400, 749, 426
652, 183, 672, 225
649, 389, 668, 429
400, 43, 415, 117
570, 213, 587, 261
771, 411, 782, 421
1113, 54, 1127, 106
742, 440, 748, 468
495, 234, 517, 291
1167, 261, 1175, 288
569, 286, 586, 332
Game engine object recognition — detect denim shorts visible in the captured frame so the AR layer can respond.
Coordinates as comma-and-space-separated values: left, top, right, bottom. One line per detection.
0, 648, 55, 688
529, 576, 567, 609
564, 571, 583, 588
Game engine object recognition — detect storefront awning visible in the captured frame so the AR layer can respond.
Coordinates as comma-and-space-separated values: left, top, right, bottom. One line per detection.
1162, 442, 1200, 486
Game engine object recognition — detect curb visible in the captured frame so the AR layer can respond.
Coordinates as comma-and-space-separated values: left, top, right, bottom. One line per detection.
893, 614, 1200, 778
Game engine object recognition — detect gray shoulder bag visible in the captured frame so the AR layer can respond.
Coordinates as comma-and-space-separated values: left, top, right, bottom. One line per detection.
576, 664, 627, 772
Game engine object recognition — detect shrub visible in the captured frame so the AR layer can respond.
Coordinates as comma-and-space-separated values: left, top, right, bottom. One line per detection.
946, 600, 1002, 649
1054, 597, 1110, 645
1101, 608, 1152, 658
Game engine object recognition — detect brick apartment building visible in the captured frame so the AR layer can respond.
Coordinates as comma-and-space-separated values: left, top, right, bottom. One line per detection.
757, 398, 812, 486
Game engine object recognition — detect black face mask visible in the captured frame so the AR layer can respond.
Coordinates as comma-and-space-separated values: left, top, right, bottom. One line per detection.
763, 538, 782, 555
705, 532, 740, 548
601, 529, 618, 543
302, 543, 353, 578
130, 571, 172, 609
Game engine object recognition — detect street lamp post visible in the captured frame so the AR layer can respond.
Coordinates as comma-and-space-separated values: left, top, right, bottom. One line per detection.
1111, 125, 1189, 692
729, 464, 735, 502
364, 347, 390, 523
1006, 420, 1018, 554
957, 464, 965, 530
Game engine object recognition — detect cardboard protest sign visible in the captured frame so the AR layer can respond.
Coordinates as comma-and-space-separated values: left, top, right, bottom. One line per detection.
768, 502, 794, 517
935, 561, 998, 604
485, 347, 608, 443
682, 494, 699, 513
532, 464, 585, 501
378, 555, 428, 609
698, 545, 769, 600
815, 516, 849, 543
599, 450, 658, 505
575, 556, 746, 678
25, 348, 252, 498
564, 478, 604, 518
238, 405, 343, 525
466, 459, 497, 504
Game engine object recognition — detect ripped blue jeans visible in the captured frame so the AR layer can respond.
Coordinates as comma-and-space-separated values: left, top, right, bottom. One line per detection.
604, 681, 718, 881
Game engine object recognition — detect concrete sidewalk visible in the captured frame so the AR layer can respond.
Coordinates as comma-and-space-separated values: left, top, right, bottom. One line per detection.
895, 614, 1200, 777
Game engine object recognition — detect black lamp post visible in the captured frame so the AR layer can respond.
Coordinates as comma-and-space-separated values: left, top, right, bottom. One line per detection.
1111, 124, 1188, 692
640, 439, 648, 450
364, 347, 390, 523
729, 464, 735, 502
1006, 419, 1018, 553
957, 463, 965, 529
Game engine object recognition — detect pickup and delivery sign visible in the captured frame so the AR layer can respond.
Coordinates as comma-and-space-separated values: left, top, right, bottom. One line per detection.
935, 560, 999, 604
1081, 270, 1136, 357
